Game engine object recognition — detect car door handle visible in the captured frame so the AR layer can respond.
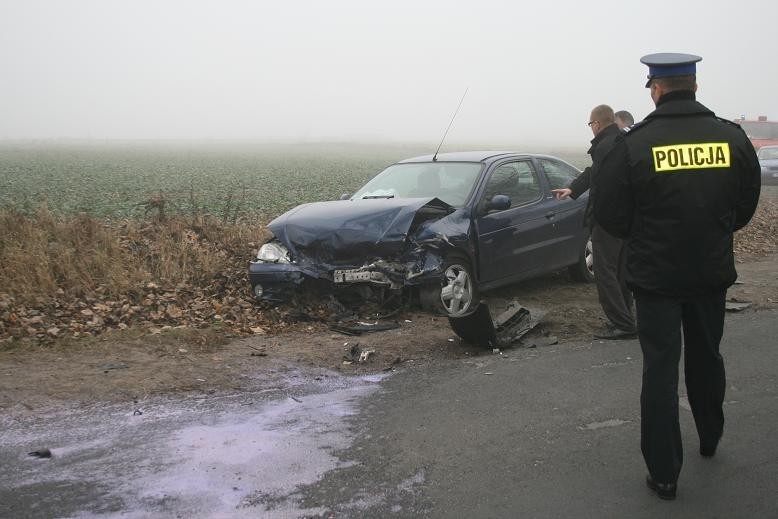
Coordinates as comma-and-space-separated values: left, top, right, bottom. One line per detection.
545, 212, 556, 219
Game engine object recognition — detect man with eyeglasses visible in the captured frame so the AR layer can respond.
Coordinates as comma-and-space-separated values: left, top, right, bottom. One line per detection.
552, 104, 637, 340
594, 53, 761, 500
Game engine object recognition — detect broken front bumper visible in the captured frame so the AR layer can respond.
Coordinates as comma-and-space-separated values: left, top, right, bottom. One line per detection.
448, 301, 545, 348
248, 262, 306, 301
249, 252, 444, 303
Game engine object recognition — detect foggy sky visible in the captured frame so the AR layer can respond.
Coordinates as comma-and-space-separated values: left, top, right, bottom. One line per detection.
1, 0, 776, 146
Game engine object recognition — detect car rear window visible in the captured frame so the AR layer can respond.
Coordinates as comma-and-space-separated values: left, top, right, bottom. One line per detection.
540, 158, 581, 190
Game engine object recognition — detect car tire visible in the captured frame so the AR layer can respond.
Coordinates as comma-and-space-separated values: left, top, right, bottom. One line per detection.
569, 234, 595, 283
421, 254, 479, 317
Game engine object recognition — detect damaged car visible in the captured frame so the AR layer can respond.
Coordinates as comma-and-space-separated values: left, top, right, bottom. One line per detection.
249, 151, 593, 317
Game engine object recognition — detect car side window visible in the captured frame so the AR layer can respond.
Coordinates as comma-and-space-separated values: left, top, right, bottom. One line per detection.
482, 161, 540, 209
540, 159, 580, 190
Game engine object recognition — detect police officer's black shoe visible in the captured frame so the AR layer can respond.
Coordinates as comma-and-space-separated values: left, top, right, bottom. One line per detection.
593, 326, 637, 340
646, 475, 677, 500
700, 434, 722, 458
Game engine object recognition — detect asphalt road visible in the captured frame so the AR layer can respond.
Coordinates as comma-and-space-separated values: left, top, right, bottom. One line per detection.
2, 310, 777, 518
301, 309, 778, 518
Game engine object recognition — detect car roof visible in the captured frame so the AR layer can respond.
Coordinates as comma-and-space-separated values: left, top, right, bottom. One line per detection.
397, 151, 528, 164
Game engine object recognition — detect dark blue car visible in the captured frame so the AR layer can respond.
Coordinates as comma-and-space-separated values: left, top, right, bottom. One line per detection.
249, 151, 593, 317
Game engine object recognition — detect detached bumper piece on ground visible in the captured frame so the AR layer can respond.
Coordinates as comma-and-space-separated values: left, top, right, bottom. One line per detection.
447, 301, 545, 348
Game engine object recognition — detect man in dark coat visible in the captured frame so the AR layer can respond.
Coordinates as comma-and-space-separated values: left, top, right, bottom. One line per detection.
594, 53, 761, 500
553, 104, 636, 339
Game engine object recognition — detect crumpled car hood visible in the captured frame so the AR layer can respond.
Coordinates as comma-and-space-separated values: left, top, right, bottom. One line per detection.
268, 197, 453, 264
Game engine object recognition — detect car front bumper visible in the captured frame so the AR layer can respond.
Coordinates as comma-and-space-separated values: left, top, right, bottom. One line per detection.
249, 250, 448, 303
248, 262, 306, 301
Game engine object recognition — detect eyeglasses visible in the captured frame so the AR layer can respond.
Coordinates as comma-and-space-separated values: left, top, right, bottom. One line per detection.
587, 121, 598, 127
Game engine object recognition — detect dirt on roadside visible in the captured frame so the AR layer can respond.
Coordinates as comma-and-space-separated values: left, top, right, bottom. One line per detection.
2, 189, 777, 411
2, 252, 776, 412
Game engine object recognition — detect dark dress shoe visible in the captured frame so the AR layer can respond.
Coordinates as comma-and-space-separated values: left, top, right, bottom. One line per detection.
700, 435, 722, 458
594, 326, 637, 340
646, 475, 677, 500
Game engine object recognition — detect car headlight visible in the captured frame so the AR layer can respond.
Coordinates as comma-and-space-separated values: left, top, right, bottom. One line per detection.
257, 242, 291, 263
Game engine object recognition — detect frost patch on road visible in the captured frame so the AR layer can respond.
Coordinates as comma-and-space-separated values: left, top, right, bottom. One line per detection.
580, 418, 631, 430
590, 357, 634, 369
129, 385, 376, 517
0, 371, 388, 519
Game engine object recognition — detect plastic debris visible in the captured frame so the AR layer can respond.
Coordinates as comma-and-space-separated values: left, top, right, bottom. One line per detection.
28, 448, 52, 458
342, 343, 376, 363
330, 321, 400, 336
725, 301, 752, 312
448, 301, 545, 348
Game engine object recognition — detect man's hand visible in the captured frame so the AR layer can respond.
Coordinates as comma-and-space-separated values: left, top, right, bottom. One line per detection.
552, 188, 572, 200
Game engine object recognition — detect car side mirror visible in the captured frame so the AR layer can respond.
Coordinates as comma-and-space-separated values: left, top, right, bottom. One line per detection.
487, 194, 511, 212
339, 193, 351, 200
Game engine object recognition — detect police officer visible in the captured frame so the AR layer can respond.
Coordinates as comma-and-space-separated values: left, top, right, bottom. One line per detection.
593, 53, 761, 500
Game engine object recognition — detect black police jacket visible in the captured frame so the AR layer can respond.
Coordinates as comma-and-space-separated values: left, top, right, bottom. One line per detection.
594, 91, 761, 297
569, 122, 621, 228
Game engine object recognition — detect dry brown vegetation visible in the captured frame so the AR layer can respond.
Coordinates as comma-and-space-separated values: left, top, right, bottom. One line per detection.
733, 195, 778, 258
1, 194, 777, 346
0, 204, 277, 344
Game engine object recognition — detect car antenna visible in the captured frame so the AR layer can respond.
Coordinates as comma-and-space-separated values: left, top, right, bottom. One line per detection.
433, 87, 468, 162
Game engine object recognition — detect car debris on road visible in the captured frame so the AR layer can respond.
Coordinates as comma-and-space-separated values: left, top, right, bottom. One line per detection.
448, 300, 545, 348
342, 343, 376, 364
28, 448, 52, 459
329, 321, 401, 336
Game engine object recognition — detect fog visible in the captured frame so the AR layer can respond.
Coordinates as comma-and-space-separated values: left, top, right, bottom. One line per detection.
1, 0, 776, 147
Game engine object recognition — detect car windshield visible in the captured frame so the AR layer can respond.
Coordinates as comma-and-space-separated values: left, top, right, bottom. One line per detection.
351, 162, 483, 207
758, 147, 778, 160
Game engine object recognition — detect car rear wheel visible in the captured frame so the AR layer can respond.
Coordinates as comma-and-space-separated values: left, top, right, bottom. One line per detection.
421, 254, 478, 317
569, 235, 595, 283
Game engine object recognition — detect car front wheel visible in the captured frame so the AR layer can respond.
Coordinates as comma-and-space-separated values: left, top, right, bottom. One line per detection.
431, 255, 478, 317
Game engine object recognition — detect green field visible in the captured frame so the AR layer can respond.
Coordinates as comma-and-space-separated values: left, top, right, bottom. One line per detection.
0, 141, 590, 222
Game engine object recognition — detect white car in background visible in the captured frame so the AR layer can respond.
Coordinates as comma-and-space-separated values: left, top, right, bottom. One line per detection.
758, 145, 778, 186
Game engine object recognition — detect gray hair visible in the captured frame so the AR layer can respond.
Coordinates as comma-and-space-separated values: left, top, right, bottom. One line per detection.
614, 110, 634, 126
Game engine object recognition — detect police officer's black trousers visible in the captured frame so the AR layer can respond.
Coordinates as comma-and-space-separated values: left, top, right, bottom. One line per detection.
634, 291, 726, 484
